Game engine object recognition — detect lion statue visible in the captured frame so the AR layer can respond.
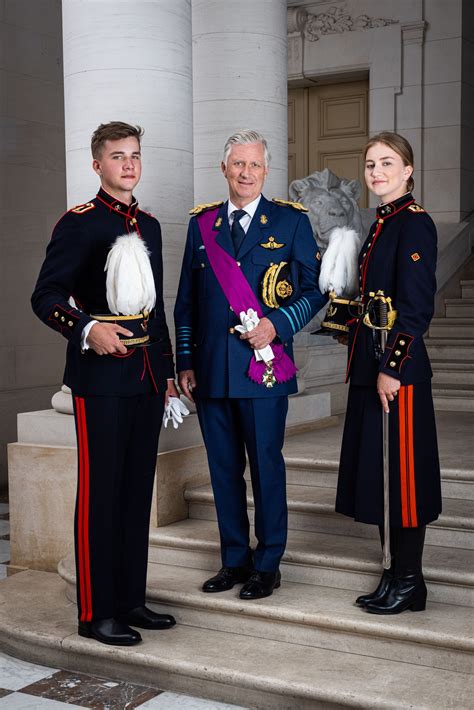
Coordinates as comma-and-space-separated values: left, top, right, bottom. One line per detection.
289, 168, 363, 297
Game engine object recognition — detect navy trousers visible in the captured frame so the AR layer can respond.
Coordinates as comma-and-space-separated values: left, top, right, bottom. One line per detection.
72, 392, 164, 622
196, 396, 289, 572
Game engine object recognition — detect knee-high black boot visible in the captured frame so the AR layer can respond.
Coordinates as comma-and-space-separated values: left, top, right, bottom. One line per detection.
365, 526, 427, 614
356, 526, 398, 607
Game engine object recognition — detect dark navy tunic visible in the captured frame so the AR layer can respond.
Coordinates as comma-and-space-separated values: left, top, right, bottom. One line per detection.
337, 193, 442, 527
32, 187, 174, 396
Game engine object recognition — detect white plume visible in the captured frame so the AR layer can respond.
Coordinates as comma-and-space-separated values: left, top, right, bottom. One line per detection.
319, 227, 361, 298
105, 232, 156, 315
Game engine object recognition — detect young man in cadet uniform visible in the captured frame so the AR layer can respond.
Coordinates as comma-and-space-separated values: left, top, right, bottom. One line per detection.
174, 129, 326, 599
32, 121, 178, 645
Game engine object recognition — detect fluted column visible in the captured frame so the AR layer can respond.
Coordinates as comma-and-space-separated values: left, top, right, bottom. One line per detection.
62, 0, 193, 305
192, 0, 288, 202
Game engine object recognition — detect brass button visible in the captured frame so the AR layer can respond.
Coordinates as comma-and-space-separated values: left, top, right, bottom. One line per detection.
389, 361, 396, 367
201, 263, 205, 269
60, 316, 65, 322
367, 242, 371, 247
395, 350, 401, 356
236, 261, 241, 267
362, 252, 366, 257
229, 327, 235, 334
54, 311, 59, 317
399, 339, 406, 346
68, 320, 73, 327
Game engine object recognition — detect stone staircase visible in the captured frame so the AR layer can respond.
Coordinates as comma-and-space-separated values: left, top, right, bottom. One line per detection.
1, 416, 473, 708
428, 279, 474, 411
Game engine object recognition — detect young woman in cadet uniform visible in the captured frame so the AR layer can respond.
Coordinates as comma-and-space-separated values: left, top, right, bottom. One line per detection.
336, 131, 441, 614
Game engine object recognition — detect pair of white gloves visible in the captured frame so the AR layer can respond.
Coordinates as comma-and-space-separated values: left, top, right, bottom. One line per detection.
235, 308, 274, 363
163, 396, 190, 429
164, 309, 268, 430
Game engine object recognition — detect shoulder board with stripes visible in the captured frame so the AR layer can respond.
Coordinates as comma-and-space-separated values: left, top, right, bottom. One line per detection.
189, 201, 224, 216
71, 202, 96, 214
272, 198, 308, 213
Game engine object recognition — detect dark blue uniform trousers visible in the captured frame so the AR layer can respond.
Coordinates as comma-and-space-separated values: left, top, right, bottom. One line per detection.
72, 392, 164, 622
196, 396, 289, 572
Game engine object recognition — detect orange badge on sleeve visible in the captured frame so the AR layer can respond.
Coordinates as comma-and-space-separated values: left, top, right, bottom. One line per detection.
411, 252, 421, 262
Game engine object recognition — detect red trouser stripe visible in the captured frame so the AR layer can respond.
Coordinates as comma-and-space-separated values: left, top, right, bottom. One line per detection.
75, 397, 93, 621
398, 385, 418, 527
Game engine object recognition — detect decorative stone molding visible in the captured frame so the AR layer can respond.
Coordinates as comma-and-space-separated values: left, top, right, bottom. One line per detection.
287, 6, 308, 34
300, 4, 397, 42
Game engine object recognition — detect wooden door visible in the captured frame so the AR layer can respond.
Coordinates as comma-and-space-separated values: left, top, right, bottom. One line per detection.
288, 80, 369, 206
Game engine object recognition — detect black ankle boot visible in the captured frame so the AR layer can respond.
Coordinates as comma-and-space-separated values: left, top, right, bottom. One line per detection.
356, 525, 397, 607
365, 526, 427, 615
355, 567, 394, 607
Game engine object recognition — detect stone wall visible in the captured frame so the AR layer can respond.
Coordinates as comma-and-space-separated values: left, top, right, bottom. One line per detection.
287, 0, 473, 223
0, 0, 66, 489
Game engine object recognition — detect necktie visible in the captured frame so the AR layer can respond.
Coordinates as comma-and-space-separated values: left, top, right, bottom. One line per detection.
231, 209, 247, 255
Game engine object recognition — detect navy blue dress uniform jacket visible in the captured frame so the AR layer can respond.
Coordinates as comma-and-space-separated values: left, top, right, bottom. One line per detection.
347, 192, 437, 386
174, 195, 326, 397
32, 188, 174, 396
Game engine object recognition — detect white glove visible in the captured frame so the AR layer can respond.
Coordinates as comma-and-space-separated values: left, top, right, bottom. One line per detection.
235, 308, 274, 363
163, 396, 190, 429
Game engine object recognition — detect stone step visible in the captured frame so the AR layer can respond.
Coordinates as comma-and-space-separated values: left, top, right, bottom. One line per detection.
429, 318, 474, 339
433, 387, 474, 412
426, 339, 474, 361
55, 557, 474, 675
2, 571, 472, 710
432, 362, 474, 385
461, 280, 474, 298
283, 458, 474, 500
445, 298, 474, 318
148, 519, 474, 607
186, 484, 474, 549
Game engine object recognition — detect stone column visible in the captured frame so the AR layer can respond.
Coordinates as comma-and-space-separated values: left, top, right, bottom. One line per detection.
192, 0, 288, 202
62, 0, 193, 307
53, 1, 194, 414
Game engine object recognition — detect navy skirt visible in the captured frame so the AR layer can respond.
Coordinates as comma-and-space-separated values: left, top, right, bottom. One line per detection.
336, 382, 442, 527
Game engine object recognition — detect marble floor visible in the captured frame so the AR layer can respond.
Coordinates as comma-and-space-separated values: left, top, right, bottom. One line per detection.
0, 506, 247, 710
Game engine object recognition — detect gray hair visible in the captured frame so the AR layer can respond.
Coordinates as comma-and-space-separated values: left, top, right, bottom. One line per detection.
222, 129, 271, 167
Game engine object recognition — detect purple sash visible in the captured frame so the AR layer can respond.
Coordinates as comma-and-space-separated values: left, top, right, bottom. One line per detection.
197, 208, 297, 386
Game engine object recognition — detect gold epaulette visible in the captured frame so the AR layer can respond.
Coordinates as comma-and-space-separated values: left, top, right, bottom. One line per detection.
272, 198, 308, 212
71, 201, 95, 214
407, 203, 425, 213
189, 201, 224, 216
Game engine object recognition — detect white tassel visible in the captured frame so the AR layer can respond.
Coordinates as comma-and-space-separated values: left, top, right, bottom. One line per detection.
105, 232, 156, 315
319, 227, 361, 298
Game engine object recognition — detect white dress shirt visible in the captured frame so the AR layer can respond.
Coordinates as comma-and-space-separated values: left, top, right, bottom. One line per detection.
227, 195, 262, 234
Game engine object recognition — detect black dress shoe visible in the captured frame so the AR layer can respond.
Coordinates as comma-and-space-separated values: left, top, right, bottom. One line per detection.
365, 574, 427, 615
202, 565, 252, 593
78, 618, 142, 646
117, 605, 176, 630
355, 568, 394, 607
239, 570, 281, 600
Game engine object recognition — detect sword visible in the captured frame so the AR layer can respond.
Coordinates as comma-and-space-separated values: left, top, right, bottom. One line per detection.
363, 291, 397, 569
377, 296, 391, 570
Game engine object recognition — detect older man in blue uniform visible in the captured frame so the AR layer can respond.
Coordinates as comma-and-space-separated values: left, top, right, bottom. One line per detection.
174, 130, 326, 599
32, 122, 178, 645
